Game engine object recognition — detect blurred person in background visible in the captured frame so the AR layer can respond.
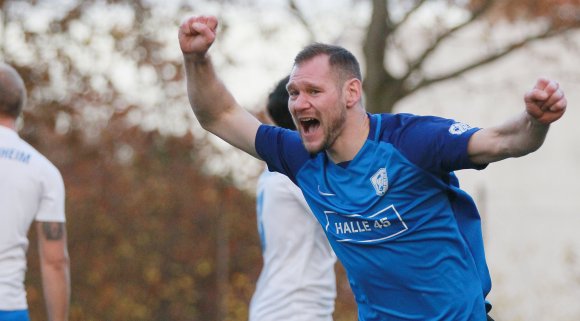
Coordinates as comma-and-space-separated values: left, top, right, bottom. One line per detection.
249, 75, 337, 321
0, 63, 70, 321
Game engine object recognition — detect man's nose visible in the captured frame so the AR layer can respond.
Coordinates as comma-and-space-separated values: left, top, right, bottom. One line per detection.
291, 94, 310, 112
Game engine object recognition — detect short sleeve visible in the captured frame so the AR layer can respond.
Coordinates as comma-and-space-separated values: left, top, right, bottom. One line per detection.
387, 114, 487, 174
255, 124, 312, 184
35, 162, 66, 222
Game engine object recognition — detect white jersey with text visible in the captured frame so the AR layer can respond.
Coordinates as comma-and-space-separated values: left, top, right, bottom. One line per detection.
249, 169, 336, 321
0, 126, 65, 310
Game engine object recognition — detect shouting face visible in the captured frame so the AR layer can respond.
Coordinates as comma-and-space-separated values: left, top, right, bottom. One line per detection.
287, 55, 347, 154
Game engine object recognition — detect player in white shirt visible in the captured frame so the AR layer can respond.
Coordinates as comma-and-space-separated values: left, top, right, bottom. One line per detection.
0, 63, 70, 321
249, 76, 337, 321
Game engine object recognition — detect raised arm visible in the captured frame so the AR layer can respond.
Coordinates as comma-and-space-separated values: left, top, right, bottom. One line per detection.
468, 78, 567, 164
36, 221, 70, 321
178, 15, 262, 158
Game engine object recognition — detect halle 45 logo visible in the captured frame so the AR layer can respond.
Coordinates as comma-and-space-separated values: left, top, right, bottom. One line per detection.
370, 168, 388, 196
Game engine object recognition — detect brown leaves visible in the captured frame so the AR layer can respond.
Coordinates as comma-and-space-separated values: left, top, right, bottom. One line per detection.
486, 0, 580, 27
23, 109, 260, 319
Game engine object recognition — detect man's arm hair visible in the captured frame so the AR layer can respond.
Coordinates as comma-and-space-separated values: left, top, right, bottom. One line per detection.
183, 54, 262, 158
180, 15, 262, 158
468, 78, 566, 165
468, 112, 549, 164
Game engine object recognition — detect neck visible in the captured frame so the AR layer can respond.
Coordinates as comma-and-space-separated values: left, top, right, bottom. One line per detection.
326, 110, 369, 163
0, 116, 17, 131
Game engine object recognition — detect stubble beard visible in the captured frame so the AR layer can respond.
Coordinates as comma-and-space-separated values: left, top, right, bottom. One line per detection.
302, 103, 347, 155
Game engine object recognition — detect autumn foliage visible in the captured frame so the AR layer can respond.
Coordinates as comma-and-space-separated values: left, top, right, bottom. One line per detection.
21, 107, 261, 320
4, 1, 577, 320
18, 99, 358, 321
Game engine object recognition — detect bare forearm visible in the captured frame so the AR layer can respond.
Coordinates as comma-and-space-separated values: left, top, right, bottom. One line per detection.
178, 15, 262, 157
42, 260, 70, 321
469, 78, 566, 164
496, 112, 549, 157
469, 112, 549, 164
37, 221, 70, 321
184, 53, 238, 129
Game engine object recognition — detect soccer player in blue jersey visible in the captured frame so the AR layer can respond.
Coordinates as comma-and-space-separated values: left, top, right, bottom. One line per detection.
178, 15, 567, 321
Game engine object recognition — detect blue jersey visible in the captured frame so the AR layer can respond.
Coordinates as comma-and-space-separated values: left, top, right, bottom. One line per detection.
255, 113, 491, 321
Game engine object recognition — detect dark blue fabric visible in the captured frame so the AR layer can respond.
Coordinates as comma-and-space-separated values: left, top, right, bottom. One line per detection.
255, 113, 491, 320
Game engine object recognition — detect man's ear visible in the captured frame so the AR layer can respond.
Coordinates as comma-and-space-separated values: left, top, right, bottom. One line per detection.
344, 78, 362, 108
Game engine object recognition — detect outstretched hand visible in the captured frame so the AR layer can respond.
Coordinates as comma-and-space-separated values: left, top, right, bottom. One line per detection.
178, 15, 218, 59
524, 78, 567, 125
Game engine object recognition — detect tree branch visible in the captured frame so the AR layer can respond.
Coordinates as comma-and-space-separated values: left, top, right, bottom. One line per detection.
390, 0, 429, 35
408, 25, 579, 95
288, 0, 316, 43
364, 0, 389, 64
388, 0, 429, 67
402, 0, 496, 82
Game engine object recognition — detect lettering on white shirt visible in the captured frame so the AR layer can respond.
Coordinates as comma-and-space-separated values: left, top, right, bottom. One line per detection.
0, 148, 31, 164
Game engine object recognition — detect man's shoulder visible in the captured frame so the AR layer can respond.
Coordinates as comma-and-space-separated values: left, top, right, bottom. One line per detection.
256, 124, 313, 178
9, 137, 62, 179
373, 112, 443, 126
371, 112, 455, 139
257, 124, 302, 143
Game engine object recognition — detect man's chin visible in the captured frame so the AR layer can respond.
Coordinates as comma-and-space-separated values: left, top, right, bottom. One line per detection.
302, 141, 324, 155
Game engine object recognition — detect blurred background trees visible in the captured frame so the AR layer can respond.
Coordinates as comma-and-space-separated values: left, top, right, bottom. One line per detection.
0, 0, 579, 320
362, 0, 580, 112
24, 111, 262, 320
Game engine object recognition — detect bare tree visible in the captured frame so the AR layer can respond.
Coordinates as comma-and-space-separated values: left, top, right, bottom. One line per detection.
357, 0, 580, 113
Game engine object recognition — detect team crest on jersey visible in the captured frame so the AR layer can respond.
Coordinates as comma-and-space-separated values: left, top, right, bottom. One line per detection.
370, 168, 388, 196
448, 122, 472, 135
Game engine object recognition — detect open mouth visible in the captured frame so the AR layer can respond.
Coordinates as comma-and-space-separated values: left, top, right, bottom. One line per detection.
300, 117, 320, 135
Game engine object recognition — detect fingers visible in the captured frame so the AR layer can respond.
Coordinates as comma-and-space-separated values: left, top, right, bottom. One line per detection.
546, 90, 566, 112
190, 15, 218, 35
191, 22, 216, 41
524, 78, 567, 125
551, 95, 567, 112
180, 15, 218, 36
539, 79, 566, 114
178, 15, 218, 56
203, 15, 218, 32
524, 94, 543, 119
524, 88, 548, 104
526, 78, 557, 101
533, 77, 551, 90
525, 79, 566, 108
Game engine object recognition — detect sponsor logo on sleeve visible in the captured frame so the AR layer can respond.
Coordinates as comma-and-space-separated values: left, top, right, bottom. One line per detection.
448, 122, 472, 135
